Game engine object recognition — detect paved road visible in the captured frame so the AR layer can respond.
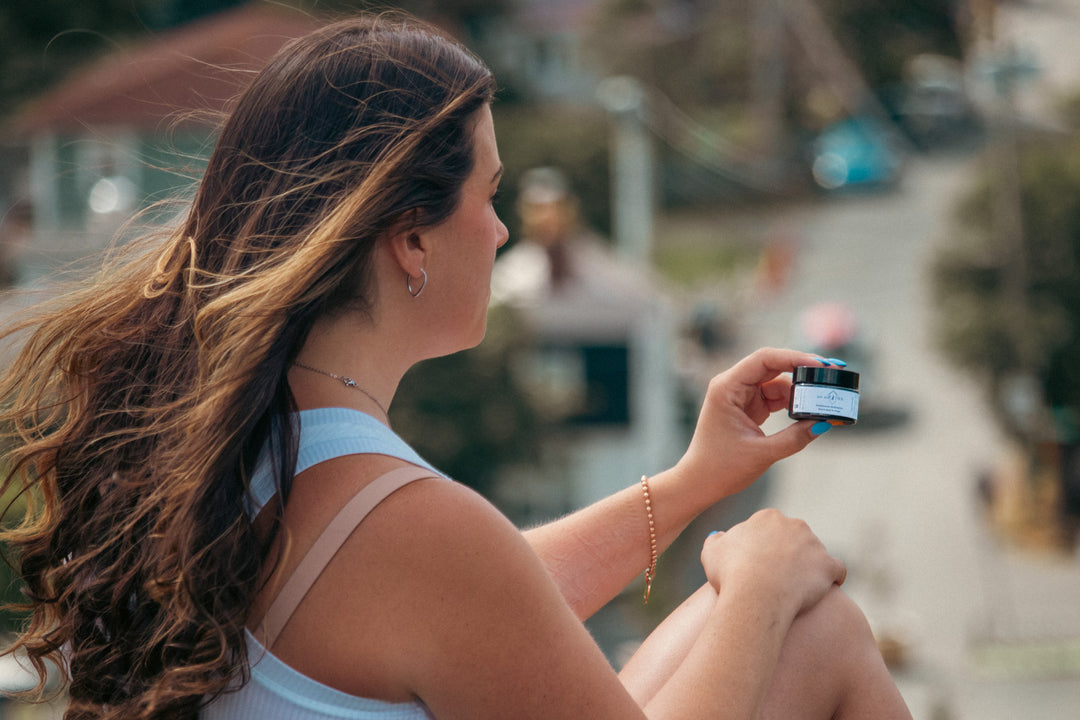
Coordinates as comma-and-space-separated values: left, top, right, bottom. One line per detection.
995, 0, 1080, 128
736, 0, 1080, 714
738, 149, 1080, 719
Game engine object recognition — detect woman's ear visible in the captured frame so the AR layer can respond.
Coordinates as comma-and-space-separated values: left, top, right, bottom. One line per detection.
385, 210, 427, 277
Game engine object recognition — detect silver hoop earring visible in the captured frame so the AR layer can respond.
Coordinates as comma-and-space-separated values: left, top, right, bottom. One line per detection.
407, 268, 427, 298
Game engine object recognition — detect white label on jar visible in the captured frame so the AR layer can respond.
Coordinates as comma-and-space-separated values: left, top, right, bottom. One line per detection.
791, 384, 859, 420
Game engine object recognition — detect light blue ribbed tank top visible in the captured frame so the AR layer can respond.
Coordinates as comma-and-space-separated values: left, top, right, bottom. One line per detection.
203, 408, 442, 719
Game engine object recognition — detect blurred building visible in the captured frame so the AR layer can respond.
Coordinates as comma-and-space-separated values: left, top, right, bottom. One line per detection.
492, 168, 683, 510
5, 3, 318, 280
482, 0, 601, 103
5, 0, 611, 282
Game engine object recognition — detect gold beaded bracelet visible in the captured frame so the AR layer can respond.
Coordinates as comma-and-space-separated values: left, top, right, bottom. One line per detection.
640, 475, 658, 603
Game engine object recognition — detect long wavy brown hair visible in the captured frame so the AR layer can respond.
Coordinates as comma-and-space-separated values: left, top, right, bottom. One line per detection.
0, 13, 494, 719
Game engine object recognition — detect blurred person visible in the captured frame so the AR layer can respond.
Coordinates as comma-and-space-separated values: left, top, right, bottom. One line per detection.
754, 222, 800, 299
0, 13, 911, 720
509, 166, 578, 290
491, 166, 629, 305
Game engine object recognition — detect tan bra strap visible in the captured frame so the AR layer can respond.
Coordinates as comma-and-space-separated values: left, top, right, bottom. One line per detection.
258, 464, 442, 649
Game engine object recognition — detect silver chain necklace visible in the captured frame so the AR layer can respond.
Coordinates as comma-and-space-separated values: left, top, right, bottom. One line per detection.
292, 361, 389, 420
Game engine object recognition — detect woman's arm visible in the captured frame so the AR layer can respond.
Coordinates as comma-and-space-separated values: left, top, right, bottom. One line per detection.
524, 348, 834, 619
352, 479, 842, 720
521, 467, 690, 620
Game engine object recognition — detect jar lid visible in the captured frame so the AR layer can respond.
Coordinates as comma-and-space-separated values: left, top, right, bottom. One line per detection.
793, 366, 860, 390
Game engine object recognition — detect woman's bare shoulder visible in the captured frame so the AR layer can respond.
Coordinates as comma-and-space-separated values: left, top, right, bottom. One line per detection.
275, 459, 641, 717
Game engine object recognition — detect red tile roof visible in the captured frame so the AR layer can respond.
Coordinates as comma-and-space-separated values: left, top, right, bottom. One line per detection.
12, 2, 321, 136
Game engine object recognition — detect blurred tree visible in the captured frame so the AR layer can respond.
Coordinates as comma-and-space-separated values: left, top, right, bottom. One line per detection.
389, 305, 551, 503
0, 481, 29, 634
293, 0, 511, 49
820, 0, 966, 90
932, 101, 1080, 446
586, 0, 965, 109
300, 0, 508, 21
582, 0, 967, 205
586, 0, 750, 108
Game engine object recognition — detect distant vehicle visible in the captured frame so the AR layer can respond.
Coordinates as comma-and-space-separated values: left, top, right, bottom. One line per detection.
894, 54, 982, 150
791, 301, 878, 414
794, 301, 865, 366
809, 114, 906, 192
790, 301, 912, 430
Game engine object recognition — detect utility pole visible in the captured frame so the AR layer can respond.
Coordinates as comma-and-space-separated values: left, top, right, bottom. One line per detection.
597, 76, 654, 269
750, 0, 786, 176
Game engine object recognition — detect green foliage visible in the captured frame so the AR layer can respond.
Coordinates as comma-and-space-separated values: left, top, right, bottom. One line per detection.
933, 110, 1080, 439
586, 0, 964, 107
586, 0, 751, 107
389, 305, 550, 500
654, 237, 754, 287
294, 0, 512, 47
820, 0, 965, 88
0, 477, 30, 635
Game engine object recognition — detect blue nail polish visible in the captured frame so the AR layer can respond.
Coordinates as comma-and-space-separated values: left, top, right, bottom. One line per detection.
826, 357, 848, 367
708, 530, 720, 537
815, 357, 832, 366
811, 421, 832, 436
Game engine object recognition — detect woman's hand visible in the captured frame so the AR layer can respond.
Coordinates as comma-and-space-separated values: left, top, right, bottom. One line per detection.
525, 348, 838, 622
701, 509, 846, 619
675, 347, 832, 501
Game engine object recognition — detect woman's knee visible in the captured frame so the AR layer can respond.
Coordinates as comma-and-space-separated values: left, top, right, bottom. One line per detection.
618, 584, 718, 704
807, 585, 874, 639
781, 587, 911, 719
622, 583, 888, 716
790, 585, 879, 673
760, 586, 885, 715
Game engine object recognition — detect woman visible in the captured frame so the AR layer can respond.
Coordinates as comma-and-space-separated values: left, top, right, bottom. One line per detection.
0, 13, 911, 720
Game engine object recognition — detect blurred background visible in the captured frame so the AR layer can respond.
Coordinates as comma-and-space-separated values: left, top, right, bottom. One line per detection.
2, 0, 1080, 717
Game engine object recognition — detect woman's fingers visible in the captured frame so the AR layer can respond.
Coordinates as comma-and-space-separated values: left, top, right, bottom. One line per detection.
759, 419, 824, 459
759, 376, 795, 412
701, 509, 845, 616
727, 347, 827, 388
